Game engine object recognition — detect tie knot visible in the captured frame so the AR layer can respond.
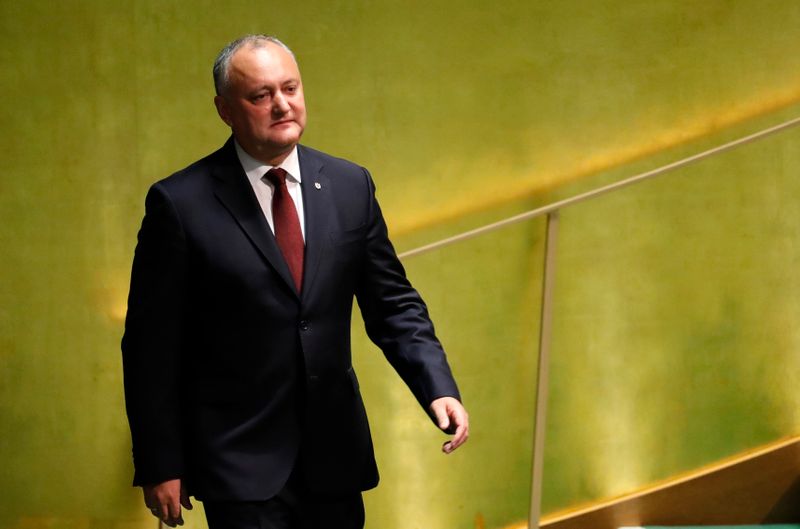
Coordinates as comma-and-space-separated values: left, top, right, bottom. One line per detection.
265, 167, 288, 187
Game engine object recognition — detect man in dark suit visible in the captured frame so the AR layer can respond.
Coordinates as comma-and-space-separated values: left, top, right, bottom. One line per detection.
121, 34, 469, 529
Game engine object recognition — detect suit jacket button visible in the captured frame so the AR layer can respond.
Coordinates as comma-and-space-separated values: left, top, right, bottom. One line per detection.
300, 320, 309, 331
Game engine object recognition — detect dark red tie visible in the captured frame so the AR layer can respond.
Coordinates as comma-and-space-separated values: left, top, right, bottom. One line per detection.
265, 168, 304, 292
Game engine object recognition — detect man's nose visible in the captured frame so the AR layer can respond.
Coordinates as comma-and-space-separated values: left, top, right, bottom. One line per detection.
272, 92, 290, 114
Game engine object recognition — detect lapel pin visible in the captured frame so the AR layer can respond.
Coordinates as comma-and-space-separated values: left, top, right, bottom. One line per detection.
314, 182, 322, 189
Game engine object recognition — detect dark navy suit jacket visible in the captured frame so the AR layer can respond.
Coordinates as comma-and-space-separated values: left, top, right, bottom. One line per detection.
121, 138, 460, 500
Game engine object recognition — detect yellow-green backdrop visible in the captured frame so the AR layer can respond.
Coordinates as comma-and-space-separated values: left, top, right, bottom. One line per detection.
1, 1, 799, 528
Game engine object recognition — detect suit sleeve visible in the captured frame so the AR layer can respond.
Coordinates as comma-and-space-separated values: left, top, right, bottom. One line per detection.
354, 170, 461, 411
121, 182, 187, 486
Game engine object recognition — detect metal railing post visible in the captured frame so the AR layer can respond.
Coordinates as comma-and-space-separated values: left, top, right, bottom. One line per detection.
529, 210, 560, 529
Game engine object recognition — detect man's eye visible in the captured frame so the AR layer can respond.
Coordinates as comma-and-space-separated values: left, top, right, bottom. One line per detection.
253, 93, 268, 101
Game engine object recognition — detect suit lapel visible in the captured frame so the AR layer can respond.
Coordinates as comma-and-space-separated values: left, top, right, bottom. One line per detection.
298, 145, 331, 301
211, 139, 299, 297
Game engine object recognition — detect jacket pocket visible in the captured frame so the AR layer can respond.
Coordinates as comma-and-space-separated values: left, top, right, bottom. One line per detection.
330, 225, 366, 247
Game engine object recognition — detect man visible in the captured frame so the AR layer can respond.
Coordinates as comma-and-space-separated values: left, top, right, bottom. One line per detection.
122, 35, 468, 529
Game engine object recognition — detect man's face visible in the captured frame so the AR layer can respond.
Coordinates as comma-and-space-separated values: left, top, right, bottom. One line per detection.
214, 43, 307, 165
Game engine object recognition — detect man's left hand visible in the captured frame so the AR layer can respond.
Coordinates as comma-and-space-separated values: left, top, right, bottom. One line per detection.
429, 396, 469, 454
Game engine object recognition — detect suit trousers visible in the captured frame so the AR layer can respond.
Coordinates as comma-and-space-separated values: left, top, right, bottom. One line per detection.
203, 465, 365, 529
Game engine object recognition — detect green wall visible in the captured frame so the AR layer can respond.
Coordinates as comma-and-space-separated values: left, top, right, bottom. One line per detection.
541, 110, 800, 513
1, 1, 799, 528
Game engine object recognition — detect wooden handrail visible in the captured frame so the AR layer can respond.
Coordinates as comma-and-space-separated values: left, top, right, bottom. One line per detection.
534, 436, 800, 529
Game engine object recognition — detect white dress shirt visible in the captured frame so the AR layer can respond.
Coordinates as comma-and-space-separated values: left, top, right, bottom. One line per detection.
234, 141, 306, 241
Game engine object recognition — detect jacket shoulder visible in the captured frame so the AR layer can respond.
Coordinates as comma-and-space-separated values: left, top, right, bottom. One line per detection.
149, 142, 234, 198
299, 145, 370, 179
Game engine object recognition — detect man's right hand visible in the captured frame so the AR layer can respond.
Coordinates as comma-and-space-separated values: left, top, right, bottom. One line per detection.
143, 478, 193, 527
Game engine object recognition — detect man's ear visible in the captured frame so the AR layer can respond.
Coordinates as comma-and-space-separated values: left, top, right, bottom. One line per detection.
214, 95, 233, 127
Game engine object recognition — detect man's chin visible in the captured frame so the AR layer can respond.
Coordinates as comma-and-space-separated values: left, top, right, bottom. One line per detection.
268, 126, 303, 145
269, 135, 301, 152
250, 137, 301, 164
270, 121, 303, 135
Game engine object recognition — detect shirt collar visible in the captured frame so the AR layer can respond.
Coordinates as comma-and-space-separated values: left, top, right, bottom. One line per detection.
234, 140, 302, 186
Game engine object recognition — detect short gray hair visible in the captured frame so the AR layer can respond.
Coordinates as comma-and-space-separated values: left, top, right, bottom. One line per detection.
212, 35, 296, 96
